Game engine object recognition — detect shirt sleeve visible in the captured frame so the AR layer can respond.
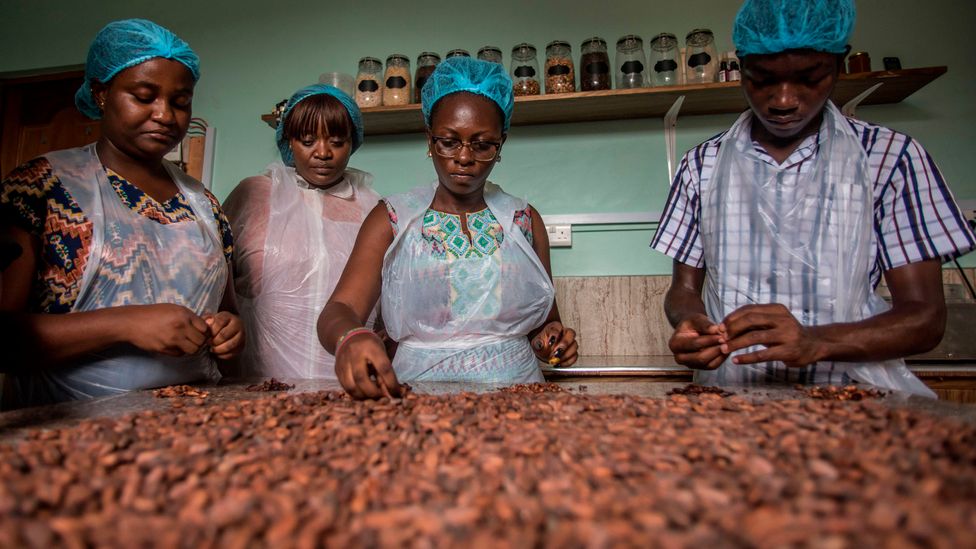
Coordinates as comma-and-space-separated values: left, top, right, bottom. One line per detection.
650, 151, 705, 267
0, 157, 57, 237
204, 189, 235, 264
875, 137, 976, 270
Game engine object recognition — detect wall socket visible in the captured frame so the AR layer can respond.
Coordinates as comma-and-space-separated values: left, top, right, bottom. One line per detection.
965, 209, 976, 231
546, 224, 572, 247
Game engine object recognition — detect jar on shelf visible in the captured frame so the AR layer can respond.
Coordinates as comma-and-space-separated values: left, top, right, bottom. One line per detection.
414, 52, 441, 103
354, 56, 383, 108
685, 29, 718, 84
446, 49, 471, 59
477, 46, 503, 64
382, 54, 411, 106
510, 43, 541, 96
545, 40, 576, 94
648, 33, 679, 87
615, 34, 646, 89
579, 37, 611, 91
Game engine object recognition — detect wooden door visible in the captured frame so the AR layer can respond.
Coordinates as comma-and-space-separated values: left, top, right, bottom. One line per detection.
1, 71, 100, 178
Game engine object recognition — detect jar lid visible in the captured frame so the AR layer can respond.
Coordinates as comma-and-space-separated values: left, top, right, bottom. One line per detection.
616, 34, 643, 46
386, 53, 409, 63
478, 46, 502, 55
546, 40, 571, 49
446, 49, 471, 58
651, 33, 677, 44
417, 51, 441, 61
358, 56, 382, 64
685, 28, 714, 41
512, 42, 537, 54
581, 36, 607, 48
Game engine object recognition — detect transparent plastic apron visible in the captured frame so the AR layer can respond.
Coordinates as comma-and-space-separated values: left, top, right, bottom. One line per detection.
699, 103, 935, 397
237, 163, 379, 378
381, 182, 554, 383
19, 144, 227, 404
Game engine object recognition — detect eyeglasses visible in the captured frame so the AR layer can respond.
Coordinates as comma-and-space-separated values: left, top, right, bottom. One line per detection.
430, 136, 501, 162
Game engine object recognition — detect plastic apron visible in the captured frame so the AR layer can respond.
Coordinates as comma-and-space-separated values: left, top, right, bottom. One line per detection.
381, 182, 554, 383
698, 102, 935, 397
15, 144, 227, 406
235, 163, 379, 378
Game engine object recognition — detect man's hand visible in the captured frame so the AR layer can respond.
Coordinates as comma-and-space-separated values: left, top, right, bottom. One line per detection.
669, 313, 726, 369
719, 304, 823, 367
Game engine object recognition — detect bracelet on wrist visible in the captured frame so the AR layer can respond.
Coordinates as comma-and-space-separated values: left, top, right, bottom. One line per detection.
335, 327, 376, 356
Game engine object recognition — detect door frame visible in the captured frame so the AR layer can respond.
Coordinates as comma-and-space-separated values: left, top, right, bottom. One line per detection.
0, 64, 85, 177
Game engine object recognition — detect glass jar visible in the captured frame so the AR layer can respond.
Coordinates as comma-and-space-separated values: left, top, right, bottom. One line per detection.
477, 46, 503, 64
579, 37, 611, 91
545, 40, 576, 94
685, 29, 718, 84
382, 54, 411, 106
510, 43, 541, 96
648, 33, 679, 87
354, 56, 383, 108
446, 49, 471, 59
414, 52, 441, 103
615, 34, 646, 89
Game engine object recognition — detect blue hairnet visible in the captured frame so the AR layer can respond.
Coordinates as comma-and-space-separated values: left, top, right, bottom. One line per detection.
733, 0, 856, 57
275, 84, 364, 166
75, 19, 200, 120
421, 57, 514, 132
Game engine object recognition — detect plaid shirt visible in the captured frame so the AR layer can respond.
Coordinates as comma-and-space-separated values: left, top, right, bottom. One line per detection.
651, 116, 976, 289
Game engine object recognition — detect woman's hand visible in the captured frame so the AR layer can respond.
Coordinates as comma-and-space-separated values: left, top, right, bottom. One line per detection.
334, 331, 404, 400
531, 321, 578, 367
205, 311, 246, 360
123, 304, 210, 356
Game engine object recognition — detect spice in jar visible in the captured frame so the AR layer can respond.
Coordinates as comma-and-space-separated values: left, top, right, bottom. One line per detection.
511, 42, 541, 96
382, 54, 411, 106
848, 52, 871, 73
579, 37, 611, 91
414, 52, 441, 103
545, 40, 576, 94
355, 56, 383, 108
477, 46, 503, 64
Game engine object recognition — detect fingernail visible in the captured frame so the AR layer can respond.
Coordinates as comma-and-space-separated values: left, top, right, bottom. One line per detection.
554, 348, 563, 358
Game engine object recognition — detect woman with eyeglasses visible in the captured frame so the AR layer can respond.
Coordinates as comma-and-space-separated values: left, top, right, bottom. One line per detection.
318, 57, 577, 399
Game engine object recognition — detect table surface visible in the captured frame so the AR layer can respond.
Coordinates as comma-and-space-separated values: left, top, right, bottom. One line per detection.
2, 378, 975, 444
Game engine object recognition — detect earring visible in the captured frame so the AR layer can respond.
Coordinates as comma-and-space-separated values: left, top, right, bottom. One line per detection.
426, 150, 432, 159
496, 154, 502, 163
97, 98, 106, 111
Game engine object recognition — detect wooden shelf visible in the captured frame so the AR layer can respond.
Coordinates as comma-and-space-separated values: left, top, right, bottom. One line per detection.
261, 66, 947, 135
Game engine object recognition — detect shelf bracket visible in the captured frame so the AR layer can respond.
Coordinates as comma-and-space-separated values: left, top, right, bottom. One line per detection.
664, 96, 685, 184
841, 82, 883, 119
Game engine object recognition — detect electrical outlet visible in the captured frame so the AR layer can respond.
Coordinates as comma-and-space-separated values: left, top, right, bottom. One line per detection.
547, 224, 572, 247
965, 209, 976, 231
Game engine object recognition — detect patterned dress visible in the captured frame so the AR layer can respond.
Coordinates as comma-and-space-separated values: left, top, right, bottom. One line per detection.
0, 157, 233, 314
386, 203, 534, 319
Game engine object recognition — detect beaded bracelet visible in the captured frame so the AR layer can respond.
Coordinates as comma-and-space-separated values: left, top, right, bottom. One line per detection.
335, 327, 377, 357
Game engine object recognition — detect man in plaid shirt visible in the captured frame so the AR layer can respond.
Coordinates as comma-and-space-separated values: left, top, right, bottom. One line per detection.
651, 0, 975, 394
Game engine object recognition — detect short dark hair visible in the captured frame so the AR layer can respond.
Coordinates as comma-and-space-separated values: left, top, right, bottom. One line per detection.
282, 93, 353, 142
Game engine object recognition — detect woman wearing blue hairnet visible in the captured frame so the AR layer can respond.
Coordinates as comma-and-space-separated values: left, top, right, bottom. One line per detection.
318, 57, 578, 399
222, 85, 382, 379
652, 0, 975, 396
0, 19, 243, 407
